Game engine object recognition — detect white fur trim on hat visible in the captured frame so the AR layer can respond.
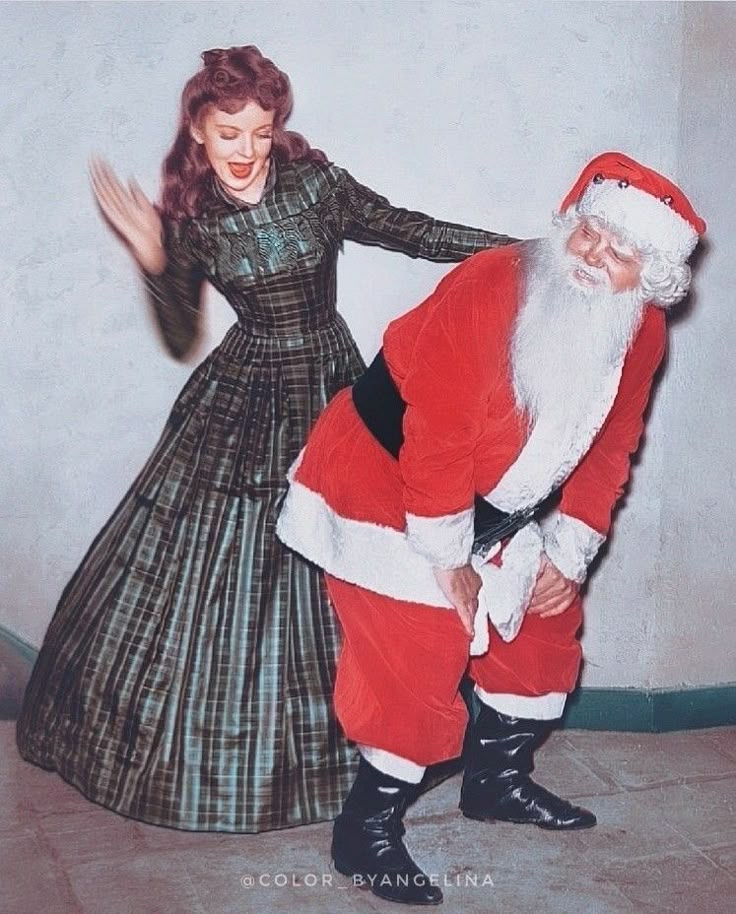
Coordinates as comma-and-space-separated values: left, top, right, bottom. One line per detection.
542, 510, 605, 584
575, 178, 698, 262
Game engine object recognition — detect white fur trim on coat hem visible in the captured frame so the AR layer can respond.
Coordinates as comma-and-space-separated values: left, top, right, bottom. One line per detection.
359, 745, 426, 783
277, 457, 545, 632
277, 467, 454, 608
475, 687, 567, 721
543, 511, 605, 584
405, 508, 474, 569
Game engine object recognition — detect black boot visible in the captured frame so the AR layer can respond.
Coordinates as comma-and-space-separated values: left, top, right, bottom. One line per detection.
460, 704, 596, 830
332, 757, 443, 905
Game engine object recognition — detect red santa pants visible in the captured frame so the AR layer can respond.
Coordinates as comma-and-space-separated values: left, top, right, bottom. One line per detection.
325, 574, 583, 768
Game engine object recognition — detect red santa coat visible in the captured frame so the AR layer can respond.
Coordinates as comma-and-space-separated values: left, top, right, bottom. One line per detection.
277, 244, 666, 629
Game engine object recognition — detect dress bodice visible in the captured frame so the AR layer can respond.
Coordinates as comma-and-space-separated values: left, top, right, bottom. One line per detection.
174, 161, 349, 335
143, 158, 515, 357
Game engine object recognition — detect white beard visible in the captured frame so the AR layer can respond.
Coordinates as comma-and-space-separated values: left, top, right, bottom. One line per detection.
487, 228, 647, 513
512, 229, 646, 427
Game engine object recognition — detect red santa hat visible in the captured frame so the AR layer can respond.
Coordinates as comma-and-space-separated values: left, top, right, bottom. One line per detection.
560, 152, 706, 263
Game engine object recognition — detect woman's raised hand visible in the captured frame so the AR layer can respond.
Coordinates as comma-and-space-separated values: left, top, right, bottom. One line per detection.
89, 158, 166, 275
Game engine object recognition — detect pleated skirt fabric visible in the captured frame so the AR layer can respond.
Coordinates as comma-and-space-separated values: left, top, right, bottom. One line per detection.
16, 317, 365, 832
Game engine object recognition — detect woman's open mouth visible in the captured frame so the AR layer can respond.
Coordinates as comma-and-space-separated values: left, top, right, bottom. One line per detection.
229, 162, 253, 179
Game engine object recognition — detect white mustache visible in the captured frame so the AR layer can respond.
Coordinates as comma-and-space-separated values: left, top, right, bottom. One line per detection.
568, 259, 610, 290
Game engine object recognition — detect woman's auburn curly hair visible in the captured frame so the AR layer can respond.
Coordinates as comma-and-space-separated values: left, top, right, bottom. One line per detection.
160, 45, 327, 221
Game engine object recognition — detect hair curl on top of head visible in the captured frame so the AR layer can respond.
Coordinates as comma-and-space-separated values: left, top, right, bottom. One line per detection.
201, 48, 229, 68
160, 45, 327, 221
554, 210, 692, 309
201, 49, 234, 88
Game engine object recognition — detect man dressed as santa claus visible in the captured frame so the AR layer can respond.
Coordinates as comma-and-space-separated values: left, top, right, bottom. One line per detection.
277, 152, 705, 906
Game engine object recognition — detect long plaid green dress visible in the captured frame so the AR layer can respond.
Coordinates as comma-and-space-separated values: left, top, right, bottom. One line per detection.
16, 159, 512, 831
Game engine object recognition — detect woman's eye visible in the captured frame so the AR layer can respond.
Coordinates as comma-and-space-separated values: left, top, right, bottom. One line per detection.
219, 134, 238, 141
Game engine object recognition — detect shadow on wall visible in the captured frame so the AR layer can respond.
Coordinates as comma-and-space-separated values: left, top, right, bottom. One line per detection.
0, 626, 36, 719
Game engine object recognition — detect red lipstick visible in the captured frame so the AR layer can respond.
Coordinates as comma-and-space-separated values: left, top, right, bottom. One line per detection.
229, 162, 253, 179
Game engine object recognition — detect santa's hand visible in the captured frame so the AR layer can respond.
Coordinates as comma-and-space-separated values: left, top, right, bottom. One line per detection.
526, 554, 578, 618
433, 564, 481, 637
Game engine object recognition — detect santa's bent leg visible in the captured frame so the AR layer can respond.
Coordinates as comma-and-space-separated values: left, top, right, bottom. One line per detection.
325, 574, 472, 906
462, 595, 596, 829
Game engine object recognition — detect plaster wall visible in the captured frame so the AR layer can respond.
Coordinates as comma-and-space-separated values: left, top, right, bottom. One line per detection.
645, 2, 736, 688
1, 1, 731, 689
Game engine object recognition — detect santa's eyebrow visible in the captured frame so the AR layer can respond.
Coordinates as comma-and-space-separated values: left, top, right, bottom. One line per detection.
610, 242, 637, 258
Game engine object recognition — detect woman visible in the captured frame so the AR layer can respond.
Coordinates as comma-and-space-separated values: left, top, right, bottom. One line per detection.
16, 45, 514, 832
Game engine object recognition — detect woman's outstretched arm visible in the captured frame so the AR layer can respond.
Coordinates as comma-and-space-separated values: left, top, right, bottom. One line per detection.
339, 167, 517, 261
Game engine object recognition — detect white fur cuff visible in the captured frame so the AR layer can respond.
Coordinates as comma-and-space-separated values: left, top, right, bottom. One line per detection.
359, 745, 426, 784
469, 522, 544, 654
277, 462, 461, 608
543, 511, 605, 584
405, 508, 474, 569
475, 687, 567, 720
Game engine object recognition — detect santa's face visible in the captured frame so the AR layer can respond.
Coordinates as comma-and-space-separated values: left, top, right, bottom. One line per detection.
565, 219, 642, 294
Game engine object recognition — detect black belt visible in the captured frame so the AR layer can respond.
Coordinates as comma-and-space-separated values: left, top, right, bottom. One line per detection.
352, 349, 538, 554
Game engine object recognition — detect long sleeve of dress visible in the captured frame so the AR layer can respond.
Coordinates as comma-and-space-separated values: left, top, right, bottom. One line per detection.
141, 222, 206, 361
338, 168, 516, 261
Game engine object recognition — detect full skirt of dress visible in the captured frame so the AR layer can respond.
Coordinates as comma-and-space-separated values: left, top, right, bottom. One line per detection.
16, 318, 365, 832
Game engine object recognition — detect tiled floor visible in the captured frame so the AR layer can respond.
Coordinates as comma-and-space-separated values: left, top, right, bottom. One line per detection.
1, 721, 735, 913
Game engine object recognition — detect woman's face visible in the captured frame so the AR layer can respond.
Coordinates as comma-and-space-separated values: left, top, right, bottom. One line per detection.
191, 101, 275, 203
